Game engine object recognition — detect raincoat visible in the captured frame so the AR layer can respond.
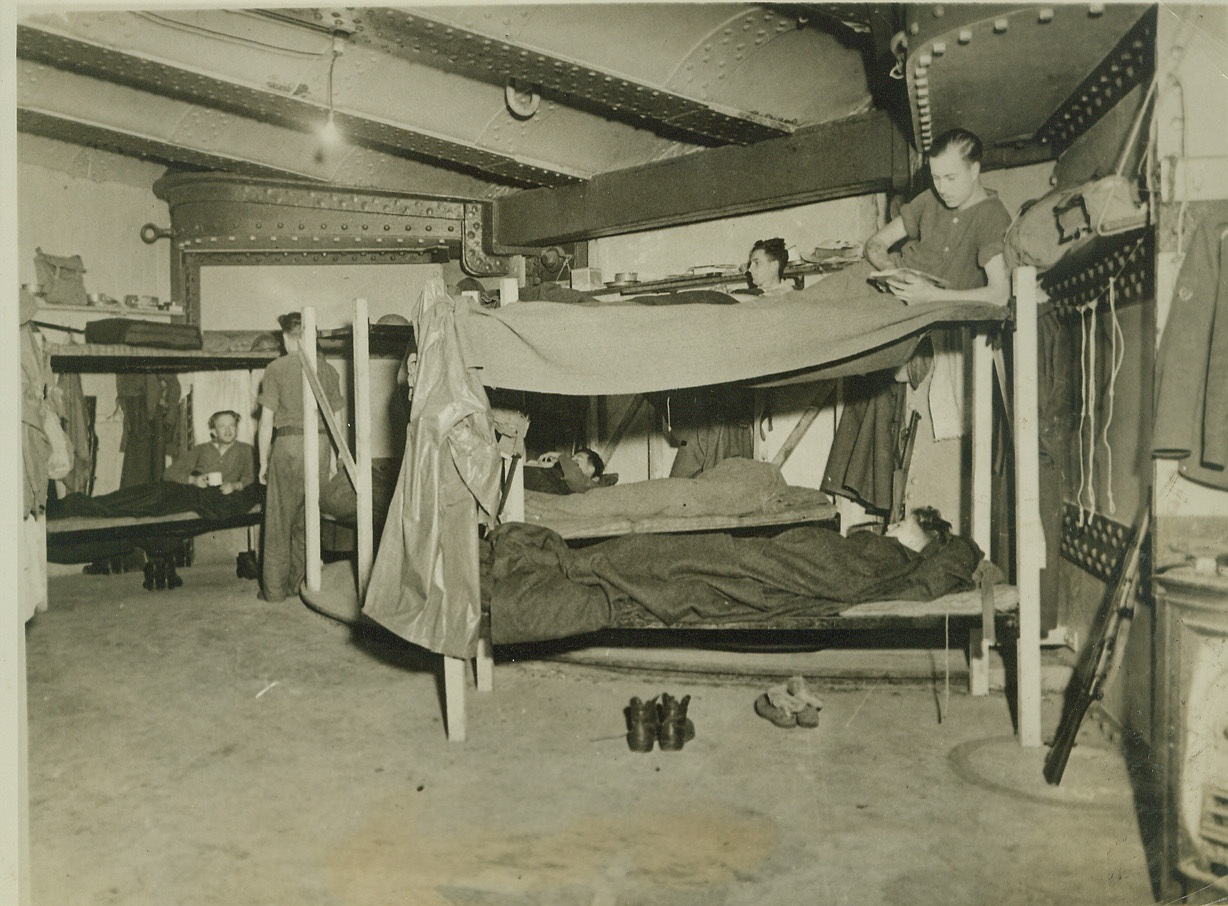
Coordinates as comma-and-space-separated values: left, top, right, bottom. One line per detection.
363, 281, 502, 658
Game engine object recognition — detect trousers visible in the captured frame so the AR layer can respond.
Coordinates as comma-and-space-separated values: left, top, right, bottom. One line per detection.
261, 437, 330, 602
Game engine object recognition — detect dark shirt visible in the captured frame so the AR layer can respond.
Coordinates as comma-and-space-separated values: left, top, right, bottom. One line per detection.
898, 189, 1012, 290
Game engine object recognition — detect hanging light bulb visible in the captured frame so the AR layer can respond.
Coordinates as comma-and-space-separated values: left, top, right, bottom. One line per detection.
319, 110, 341, 147
317, 33, 344, 148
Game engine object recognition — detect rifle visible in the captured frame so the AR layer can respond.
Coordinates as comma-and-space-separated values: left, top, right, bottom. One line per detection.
1043, 505, 1150, 785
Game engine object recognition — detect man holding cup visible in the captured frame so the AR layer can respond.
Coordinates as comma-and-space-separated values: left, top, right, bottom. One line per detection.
48, 409, 258, 519
163, 409, 254, 494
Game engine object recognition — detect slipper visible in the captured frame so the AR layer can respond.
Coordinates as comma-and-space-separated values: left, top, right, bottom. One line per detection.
795, 705, 821, 729
755, 692, 797, 728
765, 684, 807, 714
786, 676, 824, 711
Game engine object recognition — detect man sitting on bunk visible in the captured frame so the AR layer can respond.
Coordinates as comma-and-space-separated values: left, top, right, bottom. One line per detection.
862, 126, 1012, 306
746, 237, 794, 297
523, 447, 606, 495
48, 409, 260, 521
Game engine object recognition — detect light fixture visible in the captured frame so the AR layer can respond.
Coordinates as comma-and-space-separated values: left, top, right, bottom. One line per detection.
318, 33, 345, 147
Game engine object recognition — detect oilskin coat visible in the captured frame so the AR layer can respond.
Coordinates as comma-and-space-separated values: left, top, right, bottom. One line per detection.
363, 281, 502, 658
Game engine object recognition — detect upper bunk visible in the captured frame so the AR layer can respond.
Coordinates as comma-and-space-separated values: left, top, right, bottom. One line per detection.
45, 322, 414, 373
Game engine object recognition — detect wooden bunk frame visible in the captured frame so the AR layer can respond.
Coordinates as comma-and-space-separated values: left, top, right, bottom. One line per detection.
297, 267, 1047, 747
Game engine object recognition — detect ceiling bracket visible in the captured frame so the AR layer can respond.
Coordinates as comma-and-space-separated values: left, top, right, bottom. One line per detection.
461, 203, 513, 277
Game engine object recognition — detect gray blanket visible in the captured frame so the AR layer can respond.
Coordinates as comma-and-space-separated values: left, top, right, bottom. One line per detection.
483, 522, 985, 644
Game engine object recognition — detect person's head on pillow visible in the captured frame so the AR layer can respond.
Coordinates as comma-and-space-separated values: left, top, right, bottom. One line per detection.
571, 447, 605, 481
747, 237, 789, 291
885, 505, 952, 552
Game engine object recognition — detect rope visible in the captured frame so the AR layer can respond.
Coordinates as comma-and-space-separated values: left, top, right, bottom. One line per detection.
1102, 278, 1125, 514
1086, 303, 1097, 517
1076, 307, 1089, 526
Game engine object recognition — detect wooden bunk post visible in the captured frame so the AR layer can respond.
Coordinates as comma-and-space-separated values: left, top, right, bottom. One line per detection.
302, 307, 322, 593
1013, 267, 1044, 747
353, 299, 374, 601
968, 328, 996, 696
444, 655, 468, 742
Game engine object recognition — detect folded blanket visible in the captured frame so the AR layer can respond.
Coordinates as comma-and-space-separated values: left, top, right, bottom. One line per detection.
524, 457, 792, 525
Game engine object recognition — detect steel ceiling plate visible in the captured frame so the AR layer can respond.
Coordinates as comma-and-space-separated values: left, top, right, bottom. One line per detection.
904, 3, 1150, 151
273, 6, 800, 144
17, 21, 579, 188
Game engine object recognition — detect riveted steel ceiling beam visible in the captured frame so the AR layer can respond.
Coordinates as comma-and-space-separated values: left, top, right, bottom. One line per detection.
493, 111, 904, 246
16, 59, 511, 199
264, 7, 797, 144
16, 20, 580, 188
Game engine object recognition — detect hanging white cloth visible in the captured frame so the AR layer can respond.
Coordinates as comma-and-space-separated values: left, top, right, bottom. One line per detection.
182, 370, 263, 445
927, 328, 965, 441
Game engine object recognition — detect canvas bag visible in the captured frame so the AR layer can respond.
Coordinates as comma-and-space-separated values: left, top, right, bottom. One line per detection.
34, 247, 88, 307
1004, 175, 1148, 273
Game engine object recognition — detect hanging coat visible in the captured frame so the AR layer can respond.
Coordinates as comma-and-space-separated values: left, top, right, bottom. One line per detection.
363, 281, 503, 659
1153, 202, 1228, 489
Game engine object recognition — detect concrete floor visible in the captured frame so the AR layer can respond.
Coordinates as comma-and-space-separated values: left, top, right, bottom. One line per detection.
27, 548, 1160, 906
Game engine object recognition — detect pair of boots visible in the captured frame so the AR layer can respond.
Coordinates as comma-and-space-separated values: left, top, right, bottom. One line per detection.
625, 693, 695, 752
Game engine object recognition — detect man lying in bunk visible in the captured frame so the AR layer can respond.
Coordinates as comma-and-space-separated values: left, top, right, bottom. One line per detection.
484, 504, 988, 645
745, 237, 795, 297
522, 447, 607, 495
48, 409, 261, 522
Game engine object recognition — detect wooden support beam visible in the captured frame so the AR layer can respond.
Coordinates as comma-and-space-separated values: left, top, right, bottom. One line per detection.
302, 308, 322, 594
493, 112, 904, 246
598, 396, 648, 467
771, 383, 836, 469
1013, 267, 1044, 748
443, 656, 468, 742
353, 299, 374, 603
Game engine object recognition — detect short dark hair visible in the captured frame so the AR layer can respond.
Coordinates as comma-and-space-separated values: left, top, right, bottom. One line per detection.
929, 128, 983, 165
751, 237, 789, 280
277, 312, 302, 333
911, 506, 952, 544
208, 410, 242, 430
576, 447, 605, 478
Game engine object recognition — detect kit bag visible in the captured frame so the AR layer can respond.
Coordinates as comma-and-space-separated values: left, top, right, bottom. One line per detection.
34, 247, 89, 307
1004, 175, 1148, 273
83, 318, 203, 350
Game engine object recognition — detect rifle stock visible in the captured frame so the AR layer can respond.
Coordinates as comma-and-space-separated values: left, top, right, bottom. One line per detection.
1043, 507, 1149, 786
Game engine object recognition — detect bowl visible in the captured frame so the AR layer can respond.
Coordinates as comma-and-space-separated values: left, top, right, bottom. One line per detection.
612, 272, 638, 284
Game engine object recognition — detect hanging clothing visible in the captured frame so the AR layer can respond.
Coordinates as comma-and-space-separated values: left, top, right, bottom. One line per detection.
821, 372, 906, 514
21, 323, 54, 516
116, 373, 181, 487
364, 281, 503, 659
57, 372, 93, 494
652, 385, 754, 479
1153, 203, 1228, 489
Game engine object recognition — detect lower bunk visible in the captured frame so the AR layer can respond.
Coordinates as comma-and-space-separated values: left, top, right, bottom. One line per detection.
47, 506, 263, 590
430, 517, 1020, 741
